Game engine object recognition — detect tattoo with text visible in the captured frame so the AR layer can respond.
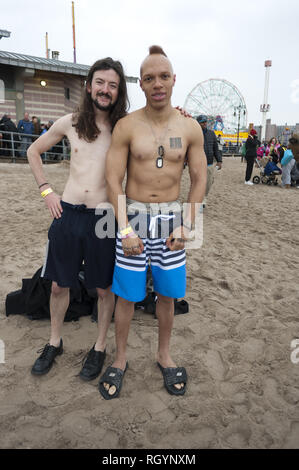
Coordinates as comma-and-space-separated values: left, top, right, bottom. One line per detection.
170, 137, 182, 149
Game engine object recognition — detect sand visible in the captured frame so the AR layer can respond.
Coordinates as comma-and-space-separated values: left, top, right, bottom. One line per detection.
1, 157, 299, 449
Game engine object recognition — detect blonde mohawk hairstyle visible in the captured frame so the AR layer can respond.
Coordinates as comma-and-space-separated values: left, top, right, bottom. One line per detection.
149, 45, 167, 57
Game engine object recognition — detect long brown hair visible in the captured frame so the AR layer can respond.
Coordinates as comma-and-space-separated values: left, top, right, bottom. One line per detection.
73, 58, 129, 142
268, 137, 277, 146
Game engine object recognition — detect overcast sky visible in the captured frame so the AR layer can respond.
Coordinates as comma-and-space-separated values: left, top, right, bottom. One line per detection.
1, 0, 299, 127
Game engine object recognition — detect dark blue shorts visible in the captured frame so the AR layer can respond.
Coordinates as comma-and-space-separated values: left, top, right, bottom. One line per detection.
41, 201, 116, 289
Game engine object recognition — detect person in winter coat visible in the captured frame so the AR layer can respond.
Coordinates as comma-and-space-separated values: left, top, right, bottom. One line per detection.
17, 112, 34, 157
281, 147, 295, 188
289, 133, 299, 162
244, 128, 260, 185
0, 114, 20, 157
196, 114, 222, 206
284, 134, 299, 188
32, 116, 42, 141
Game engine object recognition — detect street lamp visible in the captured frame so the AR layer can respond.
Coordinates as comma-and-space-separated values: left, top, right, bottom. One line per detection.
234, 104, 246, 150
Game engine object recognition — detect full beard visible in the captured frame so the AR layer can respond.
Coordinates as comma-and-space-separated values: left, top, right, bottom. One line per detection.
92, 94, 114, 112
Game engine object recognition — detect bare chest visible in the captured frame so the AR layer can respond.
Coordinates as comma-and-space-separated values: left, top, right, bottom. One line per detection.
130, 129, 188, 167
67, 127, 111, 171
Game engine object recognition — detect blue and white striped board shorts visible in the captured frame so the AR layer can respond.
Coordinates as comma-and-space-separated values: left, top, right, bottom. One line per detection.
111, 211, 186, 302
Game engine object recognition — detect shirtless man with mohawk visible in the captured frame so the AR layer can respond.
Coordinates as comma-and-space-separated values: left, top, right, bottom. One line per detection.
99, 45, 207, 399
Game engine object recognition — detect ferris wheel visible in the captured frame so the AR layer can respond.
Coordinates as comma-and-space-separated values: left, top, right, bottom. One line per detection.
183, 78, 247, 133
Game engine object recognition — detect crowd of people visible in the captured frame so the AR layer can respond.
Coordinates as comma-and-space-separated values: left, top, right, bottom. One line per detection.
243, 131, 299, 188
0, 112, 63, 159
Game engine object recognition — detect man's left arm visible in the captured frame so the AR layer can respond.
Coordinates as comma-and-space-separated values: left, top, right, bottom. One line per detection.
185, 122, 207, 226
167, 121, 207, 250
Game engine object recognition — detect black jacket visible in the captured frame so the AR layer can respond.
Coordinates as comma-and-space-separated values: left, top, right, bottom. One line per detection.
202, 128, 222, 165
245, 135, 260, 158
0, 116, 20, 141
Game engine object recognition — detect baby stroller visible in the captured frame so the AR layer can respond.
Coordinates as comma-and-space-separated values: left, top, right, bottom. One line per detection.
252, 157, 282, 185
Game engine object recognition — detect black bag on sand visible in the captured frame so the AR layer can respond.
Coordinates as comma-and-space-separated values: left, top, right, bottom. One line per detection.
5, 266, 96, 321
134, 265, 189, 316
5, 266, 188, 321
5, 289, 24, 316
174, 299, 189, 315
135, 294, 189, 316
135, 292, 157, 315
90, 292, 189, 322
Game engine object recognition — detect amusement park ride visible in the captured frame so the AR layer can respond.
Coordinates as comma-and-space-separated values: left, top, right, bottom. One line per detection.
184, 78, 248, 144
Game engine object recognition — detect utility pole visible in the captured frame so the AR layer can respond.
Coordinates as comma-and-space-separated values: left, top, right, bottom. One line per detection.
72, 2, 77, 63
45, 32, 49, 58
260, 60, 272, 142
234, 104, 246, 149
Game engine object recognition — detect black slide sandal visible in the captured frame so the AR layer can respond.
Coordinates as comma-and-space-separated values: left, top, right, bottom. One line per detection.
99, 363, 128, 400
157, 362, 187, 396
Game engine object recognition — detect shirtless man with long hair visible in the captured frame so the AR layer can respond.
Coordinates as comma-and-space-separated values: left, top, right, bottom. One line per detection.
100, 46, 207, 399
27, 58, 129, 380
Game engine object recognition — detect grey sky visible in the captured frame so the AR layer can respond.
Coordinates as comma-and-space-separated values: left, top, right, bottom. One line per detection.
1, 0, 299, 127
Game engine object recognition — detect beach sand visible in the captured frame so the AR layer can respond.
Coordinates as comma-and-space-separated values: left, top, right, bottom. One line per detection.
1, 157, 299, 449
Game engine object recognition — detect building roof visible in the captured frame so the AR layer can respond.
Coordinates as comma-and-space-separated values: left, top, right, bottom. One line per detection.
0, 49, 138, 83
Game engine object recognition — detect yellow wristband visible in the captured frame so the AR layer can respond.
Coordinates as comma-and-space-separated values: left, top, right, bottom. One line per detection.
120, 225, 133, 236
41, 188, 53, 198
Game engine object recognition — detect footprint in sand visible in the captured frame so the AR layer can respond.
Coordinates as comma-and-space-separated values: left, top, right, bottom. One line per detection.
223, 420, 252, 448
205, 350, 227, 381
283, 422, 299, 449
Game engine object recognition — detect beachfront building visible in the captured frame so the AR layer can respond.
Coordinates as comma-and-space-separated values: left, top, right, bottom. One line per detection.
265, 118, 299, 144
0, 49, 138, 124
248, 120, 299, 144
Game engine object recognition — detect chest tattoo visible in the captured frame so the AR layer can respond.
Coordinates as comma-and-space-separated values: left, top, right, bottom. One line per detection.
170, 137, 182, 149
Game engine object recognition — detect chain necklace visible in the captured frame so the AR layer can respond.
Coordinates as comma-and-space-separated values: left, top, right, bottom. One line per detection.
144, 110, 170, 168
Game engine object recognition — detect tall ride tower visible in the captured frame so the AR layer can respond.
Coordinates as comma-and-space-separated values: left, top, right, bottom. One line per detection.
260, 60, 272, 142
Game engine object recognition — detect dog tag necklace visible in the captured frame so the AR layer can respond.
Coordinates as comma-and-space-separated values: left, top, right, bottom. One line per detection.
156, 145, 164, 168
145, 111, 170, 169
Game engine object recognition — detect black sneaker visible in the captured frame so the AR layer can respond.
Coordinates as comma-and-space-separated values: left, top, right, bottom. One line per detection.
31, 339, 63, 376
79, 345, 106, 381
